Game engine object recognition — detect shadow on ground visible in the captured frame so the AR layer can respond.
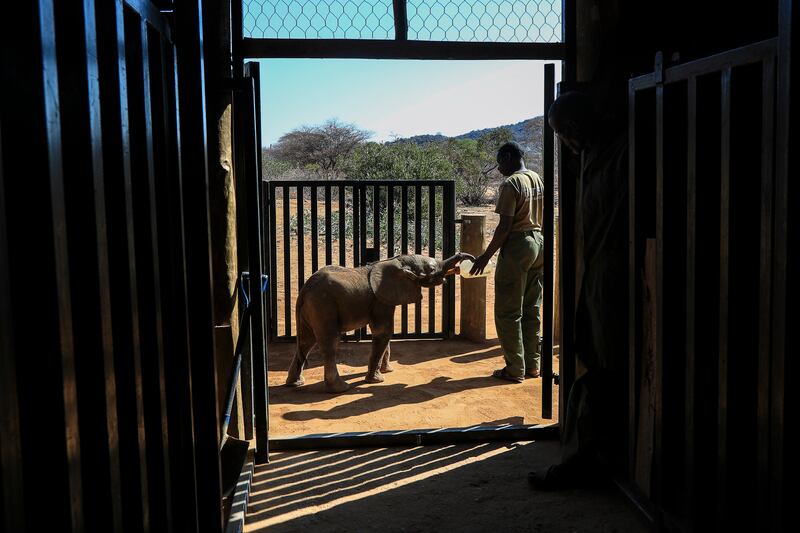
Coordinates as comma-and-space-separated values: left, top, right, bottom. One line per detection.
244, 441, 648, 533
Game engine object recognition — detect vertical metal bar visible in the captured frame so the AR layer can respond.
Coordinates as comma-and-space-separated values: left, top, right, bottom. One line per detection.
359, 185, 368, 337
152, 30, 199, 531
311, 186, 318, 273
353, 185, 360, 266
325, 185, 332, 265
0, 83, 24, 533
685, 75, 698, 518
297, 185, 305, 288
231, 0, 244, 76
556, 81, 577, 435
717, 67, 732, 526
242, 70, 270, 464
757, 55, 776, 524
173, 0, 223, 524
136, 20, 171, 530
269, 185, 278, 339
771, 2, 790, 523
387, 185, 395, 257
654, 65, 665, 506
627, 79, 638, 481
542, 62, 555, 419
415, 184, 422, 333
392, 0, 408, 40
360, 185, 367, 265
401, 185, 409, 334
441, 185, 451, 337
104, 6, 150, 530
339, 185, 346, 266
283, 185, 291, 336
42, 0, 84, 526
444, 182, 456, 338
53, 0, 127, 529
374, 184, 380, 258
428, 184, 436, 332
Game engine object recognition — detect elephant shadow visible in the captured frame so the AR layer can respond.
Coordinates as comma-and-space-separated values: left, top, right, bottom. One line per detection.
280, 375, 508, 421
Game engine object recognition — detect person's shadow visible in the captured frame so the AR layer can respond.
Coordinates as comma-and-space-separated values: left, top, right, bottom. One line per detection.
280, 375, 508, 421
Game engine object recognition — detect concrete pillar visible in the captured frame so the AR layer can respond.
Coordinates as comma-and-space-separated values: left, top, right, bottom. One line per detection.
459, 214, 487, 342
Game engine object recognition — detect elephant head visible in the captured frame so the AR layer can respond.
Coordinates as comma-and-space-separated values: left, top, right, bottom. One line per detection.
369, 252, 475, 306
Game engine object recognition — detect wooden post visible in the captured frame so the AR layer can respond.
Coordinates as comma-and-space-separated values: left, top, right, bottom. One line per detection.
460, 214, 487, 341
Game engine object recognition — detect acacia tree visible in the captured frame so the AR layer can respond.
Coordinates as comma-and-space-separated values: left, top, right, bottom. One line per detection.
272, 119, 371, 179
448, 127, 513, 205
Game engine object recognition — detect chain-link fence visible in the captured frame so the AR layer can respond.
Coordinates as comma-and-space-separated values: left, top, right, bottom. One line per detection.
243, 0, 396, 39
243, 0, 561, 42
407, 0, 560, 42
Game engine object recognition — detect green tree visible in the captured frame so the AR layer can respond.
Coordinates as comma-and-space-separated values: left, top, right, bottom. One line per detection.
272, 119, 371, 179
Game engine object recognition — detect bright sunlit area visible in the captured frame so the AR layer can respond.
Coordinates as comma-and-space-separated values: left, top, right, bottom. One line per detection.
259, 57, 562, 438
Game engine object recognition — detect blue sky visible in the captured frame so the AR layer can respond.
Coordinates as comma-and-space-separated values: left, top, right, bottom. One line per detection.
259, 59, 562, 146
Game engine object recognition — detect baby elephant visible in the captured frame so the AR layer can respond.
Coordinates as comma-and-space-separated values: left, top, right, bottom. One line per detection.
286, 252, 474, 393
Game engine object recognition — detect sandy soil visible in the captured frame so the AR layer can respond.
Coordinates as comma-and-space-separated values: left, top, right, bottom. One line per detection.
244, 440, 648, 533
268, 194, 558, 437
268, 337, 559, 436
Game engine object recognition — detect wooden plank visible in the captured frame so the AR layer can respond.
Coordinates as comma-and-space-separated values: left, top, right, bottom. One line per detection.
717, 67, 732, 526
459, 215, 487, 341
542, 62, 555, 419
242, 38, 565, 60
634, 239, 657, 496
684, 76, 698, 518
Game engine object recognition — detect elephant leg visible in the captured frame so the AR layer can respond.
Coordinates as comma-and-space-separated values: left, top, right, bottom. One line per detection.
365, 333, 391, 383
317, 333, 349, 393
286, 319, 315, 387
379, 342, 393, 373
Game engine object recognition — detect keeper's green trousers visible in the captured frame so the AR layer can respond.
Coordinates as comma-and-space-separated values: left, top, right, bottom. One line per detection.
494, 230, 544, 378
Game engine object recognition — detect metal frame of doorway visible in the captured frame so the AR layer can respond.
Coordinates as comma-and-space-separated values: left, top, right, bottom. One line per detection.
231, 0, 577, 458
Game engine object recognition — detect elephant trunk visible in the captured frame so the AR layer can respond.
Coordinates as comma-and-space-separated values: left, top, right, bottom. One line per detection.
441, 252, 474, 275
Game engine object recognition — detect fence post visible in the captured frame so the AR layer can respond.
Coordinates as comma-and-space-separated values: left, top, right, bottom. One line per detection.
459, 214, 487, 341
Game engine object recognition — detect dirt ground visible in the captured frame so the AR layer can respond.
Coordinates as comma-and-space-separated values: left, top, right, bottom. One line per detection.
268, 337, 559, 436
268, 194, 559, 437
244, 440, 648, 533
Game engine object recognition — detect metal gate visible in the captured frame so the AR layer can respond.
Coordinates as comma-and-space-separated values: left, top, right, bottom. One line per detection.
627, 39, 779, 529
267, 180, 456, 341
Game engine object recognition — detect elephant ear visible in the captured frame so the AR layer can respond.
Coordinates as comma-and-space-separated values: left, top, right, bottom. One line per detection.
369, 259, 422, 306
